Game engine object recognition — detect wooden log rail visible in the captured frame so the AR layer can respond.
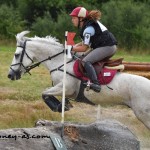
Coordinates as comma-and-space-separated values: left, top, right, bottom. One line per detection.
123, 62, 150, 71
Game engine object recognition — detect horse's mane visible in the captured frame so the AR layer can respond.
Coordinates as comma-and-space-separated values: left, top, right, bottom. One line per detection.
16, 31, 63, 47
28, 36, 63, 47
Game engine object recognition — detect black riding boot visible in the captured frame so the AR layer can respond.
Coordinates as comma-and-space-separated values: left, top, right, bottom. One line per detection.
84, 61, 101, 92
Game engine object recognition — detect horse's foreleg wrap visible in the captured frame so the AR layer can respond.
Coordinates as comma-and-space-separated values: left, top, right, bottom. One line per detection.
42, 95, 60, 112
42, 94, 70, 112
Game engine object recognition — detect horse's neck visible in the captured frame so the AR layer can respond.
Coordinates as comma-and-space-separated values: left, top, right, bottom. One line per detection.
29, 41, 65, 71
44, 53, 64, 71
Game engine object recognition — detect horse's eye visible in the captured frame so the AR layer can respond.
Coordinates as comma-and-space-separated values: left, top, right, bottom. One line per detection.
15, 53, 20, 59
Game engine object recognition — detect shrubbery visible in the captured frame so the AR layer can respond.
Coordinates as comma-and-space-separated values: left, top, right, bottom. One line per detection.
0, 5, 24, 39
101, 0, 150, 50
0, 0, 149, 51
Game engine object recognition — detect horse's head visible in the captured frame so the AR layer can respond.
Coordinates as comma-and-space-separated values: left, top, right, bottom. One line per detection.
8, 31, 34, 80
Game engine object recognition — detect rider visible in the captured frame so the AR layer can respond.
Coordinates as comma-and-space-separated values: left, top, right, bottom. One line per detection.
70, 7, 117, 92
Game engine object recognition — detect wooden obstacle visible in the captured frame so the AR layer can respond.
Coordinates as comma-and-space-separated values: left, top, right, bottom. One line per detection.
123, 62, 150, 71
122, 61, 150, 79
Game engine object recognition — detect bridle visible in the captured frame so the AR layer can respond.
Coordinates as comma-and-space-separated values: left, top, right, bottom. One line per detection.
10, 40, 65, 75
10, 40, 34, 75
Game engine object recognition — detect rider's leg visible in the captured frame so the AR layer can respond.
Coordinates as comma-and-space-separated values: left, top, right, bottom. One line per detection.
82, 46, 117, 92
84, 61, 101, 92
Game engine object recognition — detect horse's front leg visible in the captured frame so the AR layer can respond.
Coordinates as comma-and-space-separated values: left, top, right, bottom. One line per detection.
43, 82, 64, 95
42, 95, 71, 112
42, 82, 73, 112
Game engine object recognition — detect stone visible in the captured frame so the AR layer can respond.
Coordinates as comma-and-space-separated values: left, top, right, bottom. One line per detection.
0, 119, 140, 150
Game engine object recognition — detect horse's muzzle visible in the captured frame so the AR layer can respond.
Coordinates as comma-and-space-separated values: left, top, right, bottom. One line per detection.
8, 69, 21, 80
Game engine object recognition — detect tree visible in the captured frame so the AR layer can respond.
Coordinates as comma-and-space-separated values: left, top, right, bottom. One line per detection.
0, 5, 24, 38
0, 0, 17, 7
101, 0, 150, 50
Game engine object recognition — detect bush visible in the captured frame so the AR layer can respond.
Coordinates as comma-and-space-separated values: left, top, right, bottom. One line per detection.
1, 0, 150, 51
54, 11, 78, 42
0, 5, 24, 39
31, 12, 55, 37
31, 11, 78, 42
101, 0, 150, 51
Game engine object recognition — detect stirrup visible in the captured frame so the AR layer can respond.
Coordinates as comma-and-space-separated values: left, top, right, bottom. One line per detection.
86, 80, 91, 91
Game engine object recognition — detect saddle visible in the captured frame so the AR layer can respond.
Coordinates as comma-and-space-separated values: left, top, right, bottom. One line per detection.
73, 58, 124, 85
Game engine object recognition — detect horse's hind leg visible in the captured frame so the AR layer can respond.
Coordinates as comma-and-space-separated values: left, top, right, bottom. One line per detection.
132, 98, 150, 130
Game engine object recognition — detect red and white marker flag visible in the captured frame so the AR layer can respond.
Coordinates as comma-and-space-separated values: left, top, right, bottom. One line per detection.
66, 32, 76, 59
67, 32, 76, 45
61, 31, 76, 123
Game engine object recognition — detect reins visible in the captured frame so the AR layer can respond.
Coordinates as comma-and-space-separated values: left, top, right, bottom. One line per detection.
50, 59, 79, 79
25, 50, 65, 73
10, 40, 81, 80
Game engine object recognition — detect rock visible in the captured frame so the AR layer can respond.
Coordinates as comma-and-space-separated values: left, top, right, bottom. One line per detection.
0, 119, 140, 150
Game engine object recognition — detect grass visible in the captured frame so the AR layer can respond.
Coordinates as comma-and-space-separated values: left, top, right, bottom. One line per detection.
113, 49, 150, 62
0, 44, 150, 149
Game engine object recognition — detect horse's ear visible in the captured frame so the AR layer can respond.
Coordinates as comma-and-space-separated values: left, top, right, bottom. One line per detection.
16, 31, 30, 42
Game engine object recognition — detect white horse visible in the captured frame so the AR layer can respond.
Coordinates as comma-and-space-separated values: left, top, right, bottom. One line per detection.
8, 31, 150, 130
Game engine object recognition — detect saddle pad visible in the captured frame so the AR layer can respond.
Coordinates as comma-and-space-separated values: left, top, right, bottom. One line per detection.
73, 60, 117, 85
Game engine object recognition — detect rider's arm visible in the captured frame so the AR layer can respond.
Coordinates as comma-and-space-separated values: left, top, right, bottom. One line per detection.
72, 43, 89, 52
74, 42, 82, 47
72, 26, 95, 52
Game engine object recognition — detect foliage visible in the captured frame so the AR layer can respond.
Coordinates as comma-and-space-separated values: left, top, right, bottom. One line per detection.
0, 0, 17, 7
31, 12, 55, 37
0, 5, 24, 39
31, 11, 78, 42
0, 0, 150, 51
101, 0, 150, 51
50, 11, 78, 42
